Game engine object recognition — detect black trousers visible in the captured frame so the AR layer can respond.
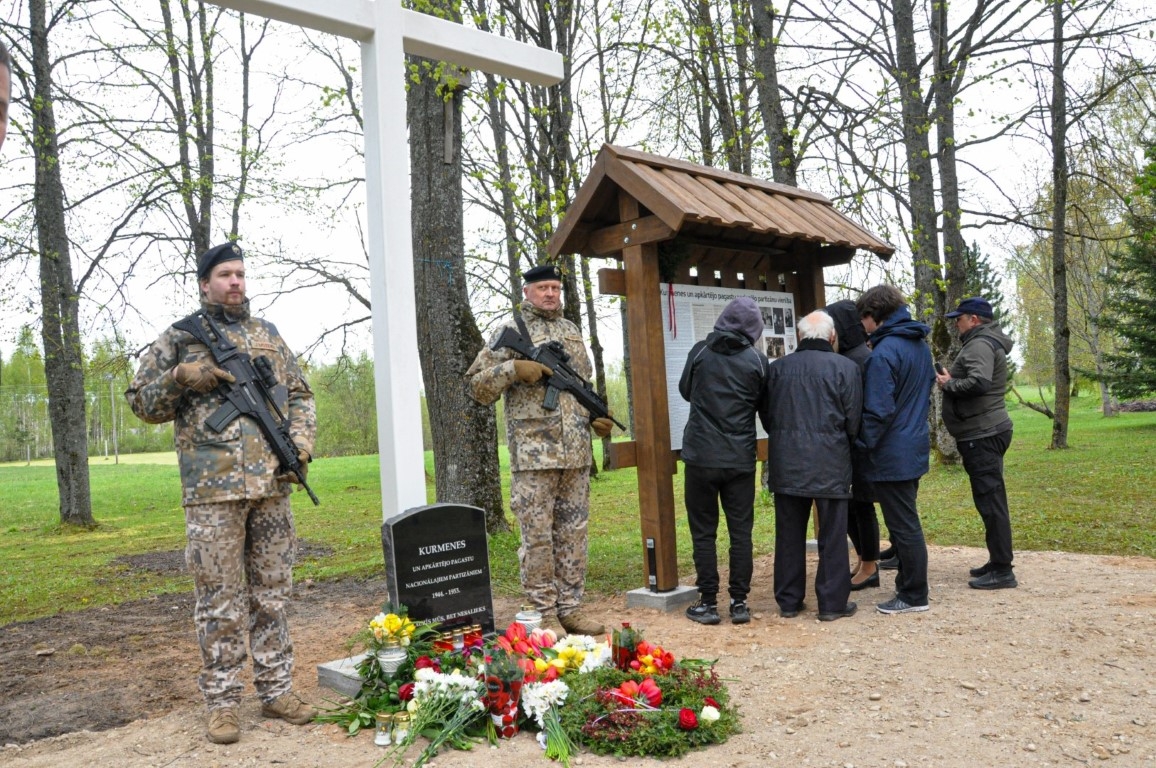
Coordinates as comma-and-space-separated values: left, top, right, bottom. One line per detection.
846, 499, 880, 562
773, 494, 851, 614
874, 479, 928, 606
684, 464, 755, 603
956, 429, 1014, 568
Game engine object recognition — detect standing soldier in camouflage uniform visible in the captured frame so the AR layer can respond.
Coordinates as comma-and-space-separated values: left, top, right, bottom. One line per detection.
126, 243, 317, 744
468, 264, 613, 637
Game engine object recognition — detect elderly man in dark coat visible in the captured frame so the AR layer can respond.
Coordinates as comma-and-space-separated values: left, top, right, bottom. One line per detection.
766, 310, 863, 622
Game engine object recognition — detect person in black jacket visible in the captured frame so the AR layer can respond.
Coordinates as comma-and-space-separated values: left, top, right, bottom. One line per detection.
825, 300, 883, 590
766, 310, 863, 621
937, 297, 1017, 590
679, 297, 771, 626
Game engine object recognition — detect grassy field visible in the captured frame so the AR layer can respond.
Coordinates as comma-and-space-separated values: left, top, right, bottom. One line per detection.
2, 393, 1153, 626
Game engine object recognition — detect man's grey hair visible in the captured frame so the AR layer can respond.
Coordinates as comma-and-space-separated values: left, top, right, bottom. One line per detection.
797, 310, 835, 342
0, 40, 10, 75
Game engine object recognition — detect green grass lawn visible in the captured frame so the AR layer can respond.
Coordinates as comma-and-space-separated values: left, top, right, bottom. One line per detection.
2, 393, 1153, 626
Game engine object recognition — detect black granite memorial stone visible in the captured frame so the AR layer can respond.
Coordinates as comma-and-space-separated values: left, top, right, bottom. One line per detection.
382, 503, 495, 634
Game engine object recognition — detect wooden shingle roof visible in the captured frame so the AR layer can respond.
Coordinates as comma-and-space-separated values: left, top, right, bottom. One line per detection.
548, 145, 894, 262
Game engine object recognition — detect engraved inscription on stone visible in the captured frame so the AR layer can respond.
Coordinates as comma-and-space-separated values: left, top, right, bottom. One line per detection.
382, 503, 495, 633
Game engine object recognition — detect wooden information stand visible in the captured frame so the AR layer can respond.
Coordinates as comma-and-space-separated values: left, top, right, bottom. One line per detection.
548, 145, 894, 597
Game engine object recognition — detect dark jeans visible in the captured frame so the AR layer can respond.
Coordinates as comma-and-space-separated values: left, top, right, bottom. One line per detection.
874, 479, 928, 606
684, 464, 755, 603
773, 494, 851, 613
846, 499, 880, 562
956, 429, 1014, 568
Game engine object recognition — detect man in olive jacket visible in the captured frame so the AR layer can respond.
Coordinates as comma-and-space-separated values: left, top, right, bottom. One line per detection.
937, 297, 1017, 590
766, 310, 862, 621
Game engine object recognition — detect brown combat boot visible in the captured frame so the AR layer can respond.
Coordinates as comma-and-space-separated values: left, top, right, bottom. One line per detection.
261, 692, 315, 725
559, 609, 605, 636
206, 705, 240, 744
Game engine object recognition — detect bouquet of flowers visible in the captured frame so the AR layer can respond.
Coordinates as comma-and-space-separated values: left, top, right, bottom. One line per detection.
611, 622, 642, 670
369, 607, 418, 650
323, 608, 738, 767
522, 679, 576, 766
483, 648, 525, 738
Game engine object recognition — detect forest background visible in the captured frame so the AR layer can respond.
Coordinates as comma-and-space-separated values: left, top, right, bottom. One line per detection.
1, 0, 1155, 531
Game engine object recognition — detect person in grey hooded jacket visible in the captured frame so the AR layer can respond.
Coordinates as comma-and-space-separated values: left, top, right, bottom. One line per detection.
937, 297, 1017, 590
679, 297, 771, 626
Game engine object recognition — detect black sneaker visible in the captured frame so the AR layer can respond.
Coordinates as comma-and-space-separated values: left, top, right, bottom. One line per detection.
730, 600, 750, 624
686, 600, 721, 625
969, 562, 994, 577
969, 569, 1017, 590
878, 555, 899, 570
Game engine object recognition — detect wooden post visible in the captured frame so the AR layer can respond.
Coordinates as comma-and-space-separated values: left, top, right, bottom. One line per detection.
619, 191, 679, 591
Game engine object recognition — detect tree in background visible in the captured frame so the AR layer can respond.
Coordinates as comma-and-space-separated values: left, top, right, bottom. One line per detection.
409, 0, 506, 533
22, 0, 93, 526
962, 241, 1014, 349
1100, 145, 1156, 400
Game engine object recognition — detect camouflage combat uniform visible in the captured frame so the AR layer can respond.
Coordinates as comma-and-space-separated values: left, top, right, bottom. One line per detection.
467, 304, 594, 619
126, 299, 316, 711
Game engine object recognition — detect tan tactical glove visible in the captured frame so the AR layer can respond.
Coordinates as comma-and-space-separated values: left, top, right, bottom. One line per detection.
591, 417, 614, 438
513, 360, 553, 384
174, 361, 236, 393
276, 451, 311, 486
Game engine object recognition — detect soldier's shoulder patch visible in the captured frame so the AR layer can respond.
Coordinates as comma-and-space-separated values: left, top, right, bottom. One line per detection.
251, 341, 279, 353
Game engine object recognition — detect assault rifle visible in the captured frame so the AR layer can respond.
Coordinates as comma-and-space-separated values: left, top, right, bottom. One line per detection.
492, 326, 625, 431
172, 311, 320, 505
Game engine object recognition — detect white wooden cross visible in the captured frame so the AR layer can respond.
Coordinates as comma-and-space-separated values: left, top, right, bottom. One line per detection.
213, 0, 563, 519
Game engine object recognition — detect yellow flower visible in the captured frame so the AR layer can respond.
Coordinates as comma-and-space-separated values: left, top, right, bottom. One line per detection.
556, 646, 586, 669
369, 612, 416, 644
636, 654, 659, 675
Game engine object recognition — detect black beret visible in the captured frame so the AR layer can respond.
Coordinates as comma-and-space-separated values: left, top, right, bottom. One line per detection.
197, 242, 244, 280
522, 264, 563, 284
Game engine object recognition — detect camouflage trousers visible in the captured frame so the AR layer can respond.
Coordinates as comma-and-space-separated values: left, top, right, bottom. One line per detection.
509, 467, 590, 618
184, 495, 296, 709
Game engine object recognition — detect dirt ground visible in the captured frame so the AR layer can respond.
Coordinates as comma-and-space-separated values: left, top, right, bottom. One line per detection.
2, 545, 1155, 768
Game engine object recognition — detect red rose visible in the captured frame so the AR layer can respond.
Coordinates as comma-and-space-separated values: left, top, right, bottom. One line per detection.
414, 655, 439, 671
397, 682, 415, 701
678, 708, 698, 730
703, 696, 719, 708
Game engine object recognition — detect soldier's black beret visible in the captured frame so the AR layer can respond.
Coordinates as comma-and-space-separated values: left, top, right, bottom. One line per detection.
522, 264, 563, 284
197, 242, 244, 280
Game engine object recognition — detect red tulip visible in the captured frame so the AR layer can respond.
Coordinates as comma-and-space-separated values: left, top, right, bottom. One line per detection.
638, 678, 662, 707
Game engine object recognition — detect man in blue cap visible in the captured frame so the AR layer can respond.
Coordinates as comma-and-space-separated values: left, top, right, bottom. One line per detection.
937, 297, 1017, 589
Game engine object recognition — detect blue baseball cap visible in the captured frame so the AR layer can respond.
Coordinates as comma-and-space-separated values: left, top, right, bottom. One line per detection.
945, 297, 993, 319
